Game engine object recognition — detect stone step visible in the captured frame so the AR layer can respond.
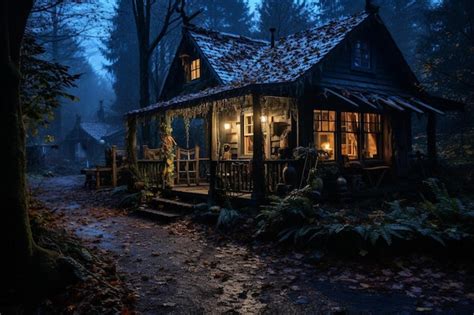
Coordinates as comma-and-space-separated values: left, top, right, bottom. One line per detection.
136, 207, 183, 220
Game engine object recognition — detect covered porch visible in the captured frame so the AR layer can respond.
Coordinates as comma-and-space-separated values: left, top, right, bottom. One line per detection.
125, 83, 453, 203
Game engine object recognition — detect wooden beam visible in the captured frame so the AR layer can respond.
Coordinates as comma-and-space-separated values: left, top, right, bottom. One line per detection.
390, 96, 424, 114
351, 92, 379, 110
207, 106, 216, 202
111, 145, 117, 187
324, 88, 359, 108
372, 94, 405, 111
252, 93, 265, 204
411, 98, 445, 115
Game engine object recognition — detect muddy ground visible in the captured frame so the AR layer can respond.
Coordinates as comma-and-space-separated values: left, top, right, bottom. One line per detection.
30, 175, 474, 314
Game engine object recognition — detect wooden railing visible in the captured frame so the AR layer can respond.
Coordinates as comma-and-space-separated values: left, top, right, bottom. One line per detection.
137, 160, 165, 187
215, 160, 253, 193
214, 159, 300, 195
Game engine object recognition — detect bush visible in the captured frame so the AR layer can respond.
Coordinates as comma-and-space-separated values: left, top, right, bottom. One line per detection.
256, 179, 474, 255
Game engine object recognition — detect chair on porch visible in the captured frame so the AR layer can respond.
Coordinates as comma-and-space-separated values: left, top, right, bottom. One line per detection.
176, 145, 200, 186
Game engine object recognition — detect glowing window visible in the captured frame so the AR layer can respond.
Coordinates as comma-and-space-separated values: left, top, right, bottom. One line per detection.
314, 110, 336, 160
190, 58, 201, 80
341, 112, 360, 160
243, 113, 253, 155
363, 113, 382, 159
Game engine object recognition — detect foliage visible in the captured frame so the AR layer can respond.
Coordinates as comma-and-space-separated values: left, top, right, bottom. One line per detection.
216, 208, 241, 231
20, 35, 79, 135
256, 0, 313, 39
256, 179, 474, 254
160, 117, 176, 187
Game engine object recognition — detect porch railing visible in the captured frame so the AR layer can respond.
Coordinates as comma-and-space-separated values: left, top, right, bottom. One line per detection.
215, 159, 299, 195
137, 160, 166, 187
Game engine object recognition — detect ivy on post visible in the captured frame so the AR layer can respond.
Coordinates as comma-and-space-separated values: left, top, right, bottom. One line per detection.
252, 93, 265, 204
126, 115, 138, 169
160, 113, 176, 188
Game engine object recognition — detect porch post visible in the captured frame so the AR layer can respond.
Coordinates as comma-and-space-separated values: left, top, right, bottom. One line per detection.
126, 116, 138, 168
207, 104, 216, 202
427, 112, 437, 168
252, 93, 265, 204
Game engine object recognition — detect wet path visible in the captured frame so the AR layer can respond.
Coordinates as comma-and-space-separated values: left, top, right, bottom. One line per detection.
30, 175, 474, 314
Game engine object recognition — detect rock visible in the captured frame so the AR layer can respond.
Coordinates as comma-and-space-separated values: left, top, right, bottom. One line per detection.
294, 296, 309, 305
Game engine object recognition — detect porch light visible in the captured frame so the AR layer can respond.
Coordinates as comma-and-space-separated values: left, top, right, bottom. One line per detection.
260, 115, 268, 123
224, 123, 231, 130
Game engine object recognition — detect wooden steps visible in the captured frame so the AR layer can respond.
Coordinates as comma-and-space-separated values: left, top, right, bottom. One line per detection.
136, 207, 183, 219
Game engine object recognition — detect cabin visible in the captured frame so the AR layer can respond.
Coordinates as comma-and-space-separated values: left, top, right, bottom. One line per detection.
125, 4, 462, 204
63, 115, 124, 166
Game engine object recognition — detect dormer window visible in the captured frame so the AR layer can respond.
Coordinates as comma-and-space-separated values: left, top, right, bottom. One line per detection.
190, 58, 201, 80
352, 40, 371, 71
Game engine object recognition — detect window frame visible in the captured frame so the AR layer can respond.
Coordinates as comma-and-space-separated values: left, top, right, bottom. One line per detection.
313, 110, 337, 161
351, 39, 373, 72
362, 113, 383, 160
190, 58, 201, 81
243, 113, 254, 156
340, 112, 361, 160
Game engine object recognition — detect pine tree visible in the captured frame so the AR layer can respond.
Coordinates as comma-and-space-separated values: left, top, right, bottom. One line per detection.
317, 0, 364, 22
188, 0, 253, 35
104, 0, 140, 115
417, 0, 474, 102
257, 0, 313, 39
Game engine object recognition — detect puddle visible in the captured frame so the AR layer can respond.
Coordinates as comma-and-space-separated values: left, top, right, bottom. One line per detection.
74, 221, 119, 251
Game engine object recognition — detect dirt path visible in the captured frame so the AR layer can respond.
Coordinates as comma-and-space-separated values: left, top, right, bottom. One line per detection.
30, 175, 474, 314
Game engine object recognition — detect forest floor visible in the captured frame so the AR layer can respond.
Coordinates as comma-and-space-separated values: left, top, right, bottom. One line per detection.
29, 175, 474, 314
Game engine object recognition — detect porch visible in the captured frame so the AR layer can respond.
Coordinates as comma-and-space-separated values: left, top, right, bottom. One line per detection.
125, 83, 452, 204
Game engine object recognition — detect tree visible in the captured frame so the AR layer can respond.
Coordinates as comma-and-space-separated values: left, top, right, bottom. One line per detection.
1, 0, 72, 296
316, 0, 364, 22
256, 0, 313, 39
188, 0, 253, 35
417, 0, 474, 103
21, 34, 79, 138
104, 0, 140, 115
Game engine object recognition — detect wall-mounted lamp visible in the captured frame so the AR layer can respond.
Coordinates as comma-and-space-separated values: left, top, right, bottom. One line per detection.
224, 123, 231, 130
260, 115, 268, 123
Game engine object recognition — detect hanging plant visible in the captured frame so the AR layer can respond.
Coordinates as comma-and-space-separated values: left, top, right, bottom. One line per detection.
160, 115, 176, 188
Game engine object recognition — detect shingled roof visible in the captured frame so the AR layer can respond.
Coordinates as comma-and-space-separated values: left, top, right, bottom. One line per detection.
129, 12, 371, 117
188, 12, 369, 85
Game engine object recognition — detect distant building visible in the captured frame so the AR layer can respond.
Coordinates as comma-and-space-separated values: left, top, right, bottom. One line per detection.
62, 102, 125, 165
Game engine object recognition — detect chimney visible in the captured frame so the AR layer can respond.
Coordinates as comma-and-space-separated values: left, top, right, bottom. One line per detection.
365, 0, 379, 14
269, 27, 276, 48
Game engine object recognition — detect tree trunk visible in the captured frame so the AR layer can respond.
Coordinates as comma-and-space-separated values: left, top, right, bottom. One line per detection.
1, 1, 71, 298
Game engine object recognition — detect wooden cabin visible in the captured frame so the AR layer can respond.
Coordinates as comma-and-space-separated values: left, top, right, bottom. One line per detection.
125, 6, 462, 203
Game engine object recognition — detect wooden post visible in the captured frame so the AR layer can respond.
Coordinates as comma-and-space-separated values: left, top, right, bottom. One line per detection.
111, 145, 117, 187
207, 106, 216, 202
126, 116, 138, 170
142, 145, 149, 159
252, 93, 265, 204
427, 112, 437, 168
195, 145, 200, 185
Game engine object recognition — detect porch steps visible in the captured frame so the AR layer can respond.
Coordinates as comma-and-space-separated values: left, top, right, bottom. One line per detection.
152, 197, 195, 211
136, 207, 183, 219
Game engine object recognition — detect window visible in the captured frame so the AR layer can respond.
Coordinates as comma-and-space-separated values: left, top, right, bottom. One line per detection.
352, 40, 371, 70
363, 113, 382, 159
341, 112, 360, 160
243, 113, 253, 155
190, 58, 201, 80
314, 110, 336, 160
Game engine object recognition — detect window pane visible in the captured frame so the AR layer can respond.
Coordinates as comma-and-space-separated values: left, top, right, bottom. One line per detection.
364, 133, 379, 159
315, 132, 335, 160
190, 58, 201, 80
341, 133, 358, 160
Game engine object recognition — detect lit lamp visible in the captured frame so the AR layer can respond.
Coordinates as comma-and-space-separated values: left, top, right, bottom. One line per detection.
321, 142, 331, 151
260, 115, 267, 123
223, 123, 231, 130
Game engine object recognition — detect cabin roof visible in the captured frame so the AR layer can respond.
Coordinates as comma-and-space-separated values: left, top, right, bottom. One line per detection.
80, 122, 122, 142
187, 12, 369, 85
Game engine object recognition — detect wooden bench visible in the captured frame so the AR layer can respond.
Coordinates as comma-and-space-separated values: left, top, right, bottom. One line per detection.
81, 145, 124, 189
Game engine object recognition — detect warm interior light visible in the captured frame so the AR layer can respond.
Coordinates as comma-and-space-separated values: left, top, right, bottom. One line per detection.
224, 123, 231, 130
321, 142, 331, 151
260, 115, 267, 123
